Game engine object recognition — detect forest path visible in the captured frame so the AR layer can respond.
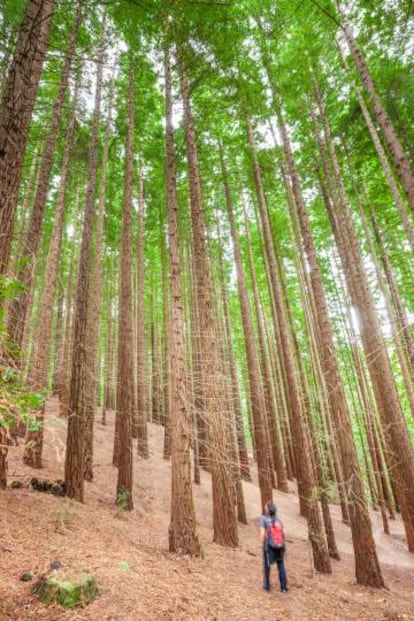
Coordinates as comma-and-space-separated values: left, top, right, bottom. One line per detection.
1, 399, 414, 620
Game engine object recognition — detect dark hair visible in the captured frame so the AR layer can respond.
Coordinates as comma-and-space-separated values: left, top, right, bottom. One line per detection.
266, 500, 277, 524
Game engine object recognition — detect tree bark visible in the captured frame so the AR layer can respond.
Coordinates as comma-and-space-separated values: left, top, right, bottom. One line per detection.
7, 3, 82, 353
246, 115, 331, 573
178, 51, 238, 547
165, 46, 201, 554
274, 98, 383, 586
340, 12, 414, 215
312, 90, 414, 551
64, 19, 105, 501
23, 78, 79, 468
136, 173, 149, 458
0, 0, 56, 273
115, 56, 136, 512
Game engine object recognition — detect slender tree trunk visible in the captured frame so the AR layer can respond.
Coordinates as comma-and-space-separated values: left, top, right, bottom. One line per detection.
214, 218, 248, 524
220, 147, 273, 506
178, 52, 238, 547
7, 4, 82, 352
83, 90, 113, 481
0, 0, 56, 273
246, 115, 331, 573
115, 56, 136, 512
52, 286, 65, 396
136, 174, 149, 457
165, 46, 201, 554
59, 219, 79, 418
274, 98, 383, 585
242, 205, 288, 492
23, 79, 79, 468
64, 20, 105, 501
312, 91, 414, 551
340, 11, 414, 214
338, 48, 414, 252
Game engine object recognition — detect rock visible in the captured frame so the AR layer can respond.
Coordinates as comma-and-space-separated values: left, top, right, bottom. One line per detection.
20, 572, 34, 582
10, 480, 24, 489
50, 560, 63, 570
31, 477, 66, 496
33, 570, 99, 609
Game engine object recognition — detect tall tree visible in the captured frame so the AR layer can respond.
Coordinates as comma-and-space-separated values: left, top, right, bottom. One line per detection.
115, 54, 136, 512
165, 44, 201, 555
64, 18, 105, 501
0, 0, 56, 274
178, 49, 238, 547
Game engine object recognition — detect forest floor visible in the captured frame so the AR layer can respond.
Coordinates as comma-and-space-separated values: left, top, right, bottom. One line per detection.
1, 399, 414, 620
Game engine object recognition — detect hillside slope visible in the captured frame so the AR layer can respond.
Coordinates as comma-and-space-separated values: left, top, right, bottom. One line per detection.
1, 399, 413, 620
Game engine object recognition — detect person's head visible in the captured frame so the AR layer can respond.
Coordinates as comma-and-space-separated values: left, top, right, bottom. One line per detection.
265, 500, 276, 517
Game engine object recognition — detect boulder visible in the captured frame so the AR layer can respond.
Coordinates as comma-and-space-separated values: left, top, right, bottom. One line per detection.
33, 569, 99, 609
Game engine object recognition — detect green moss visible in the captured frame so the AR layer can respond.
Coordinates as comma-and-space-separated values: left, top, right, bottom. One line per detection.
33, 572, 99, 608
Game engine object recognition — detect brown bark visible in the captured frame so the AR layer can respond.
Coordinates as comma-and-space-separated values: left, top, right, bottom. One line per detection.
102, 295, 115, 425
115, 57, 136, 512
83, 89, 113, 482
7, 4, 82, 352
0, 0, 56, 273
178, 51, 237, 547
312, 89, 414, 551
165, 46, 201, 555
59, 222, 78, 419
52, 286, 65, 395
214, 218, 248, 524
136, 174, 149, 457
246, 115, 331, 573
242, 206, 288, 492
274, 97, 383, 585
64, 20, 105, 501
0, 424, 10, 488
23, 80, 79, 468
341, 15, 414, 215
220, 147, 273, 506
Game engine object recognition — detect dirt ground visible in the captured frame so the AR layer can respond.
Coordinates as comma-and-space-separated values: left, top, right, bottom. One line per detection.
1, 399, 414, 620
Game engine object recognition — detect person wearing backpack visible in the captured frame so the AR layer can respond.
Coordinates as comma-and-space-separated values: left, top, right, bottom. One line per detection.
260, 500, 288, 593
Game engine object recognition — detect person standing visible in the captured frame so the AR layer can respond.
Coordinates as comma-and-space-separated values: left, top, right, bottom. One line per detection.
260, 500, 288, 593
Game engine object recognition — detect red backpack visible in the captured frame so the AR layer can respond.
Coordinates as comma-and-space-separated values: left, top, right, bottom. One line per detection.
266, 518, 285, 549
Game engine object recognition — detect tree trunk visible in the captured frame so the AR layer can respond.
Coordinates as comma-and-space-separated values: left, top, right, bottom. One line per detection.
6, 3, 82, 353
246, 115, 331, 573
178, 52, 237, 547
84, 89, 113, 482
313, 90, 414, 551
136, 174, 149, 457
23, 78, 79, 468
274, 98, 383, 586
242, 205, 288, 492
59, 220, 79, 418
0, 0, 56, 273
340, 11, 414, 215
220, 146, 273, 506
165, 45, 201, 555
115, 56, 136, 512
64, 20, 105, 501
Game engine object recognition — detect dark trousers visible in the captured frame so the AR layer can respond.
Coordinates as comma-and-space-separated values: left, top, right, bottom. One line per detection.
263, 546, 288, 592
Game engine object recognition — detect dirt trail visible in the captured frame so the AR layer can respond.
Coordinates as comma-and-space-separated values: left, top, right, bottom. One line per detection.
1, 399, 413, 620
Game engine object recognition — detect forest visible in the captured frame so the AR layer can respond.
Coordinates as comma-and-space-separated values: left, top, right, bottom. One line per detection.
0, 0, 414, 618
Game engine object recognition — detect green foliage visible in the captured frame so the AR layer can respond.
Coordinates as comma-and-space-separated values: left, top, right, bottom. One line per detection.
117, 560, 130, 572
116, 488, 131, 514
33, 571, 99, 609
51, 499, 77, 530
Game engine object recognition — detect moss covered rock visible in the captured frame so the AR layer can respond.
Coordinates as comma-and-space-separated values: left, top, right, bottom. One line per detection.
33, 570, 99, 608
